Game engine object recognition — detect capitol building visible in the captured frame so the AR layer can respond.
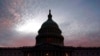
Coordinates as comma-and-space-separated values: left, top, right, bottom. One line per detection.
0, 10, 100, 56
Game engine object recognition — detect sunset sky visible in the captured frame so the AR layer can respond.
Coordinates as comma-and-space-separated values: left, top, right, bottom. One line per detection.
0, 0, 100, 47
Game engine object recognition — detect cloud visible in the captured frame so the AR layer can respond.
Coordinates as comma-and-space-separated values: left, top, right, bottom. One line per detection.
6, 35, 35, 47
64, 30, 100, 47
0, 0, 25, 47
0, 35, 35, 47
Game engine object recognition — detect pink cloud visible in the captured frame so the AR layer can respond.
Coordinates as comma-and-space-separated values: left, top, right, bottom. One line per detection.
13, 37, 35, 47
64, 35, 100, 47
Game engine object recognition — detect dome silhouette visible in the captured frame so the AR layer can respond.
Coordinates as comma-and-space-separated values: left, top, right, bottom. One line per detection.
36, 10, 64, 46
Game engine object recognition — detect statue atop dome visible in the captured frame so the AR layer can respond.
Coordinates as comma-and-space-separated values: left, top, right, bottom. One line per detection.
48, 9, 52, 19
